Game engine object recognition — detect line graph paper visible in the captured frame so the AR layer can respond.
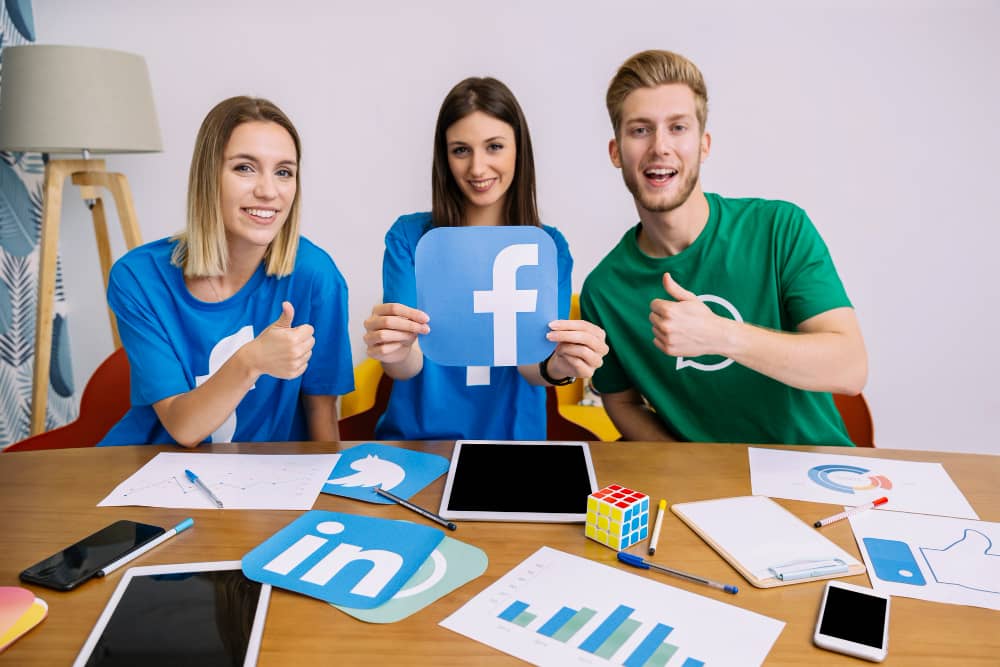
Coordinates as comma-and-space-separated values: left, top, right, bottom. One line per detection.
98, 452, 341, 510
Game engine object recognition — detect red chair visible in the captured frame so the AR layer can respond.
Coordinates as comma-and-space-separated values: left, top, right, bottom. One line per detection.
5, 348, 130, 452
834, 393, 875, 447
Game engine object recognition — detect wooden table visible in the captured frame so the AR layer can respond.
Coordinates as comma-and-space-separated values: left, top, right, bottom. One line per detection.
1, 442, 997, 666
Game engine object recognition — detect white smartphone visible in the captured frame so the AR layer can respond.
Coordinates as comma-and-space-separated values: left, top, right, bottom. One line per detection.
813, 580, 890, 662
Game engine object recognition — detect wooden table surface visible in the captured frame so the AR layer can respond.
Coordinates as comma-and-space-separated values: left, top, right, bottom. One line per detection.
1, 441, 997, 666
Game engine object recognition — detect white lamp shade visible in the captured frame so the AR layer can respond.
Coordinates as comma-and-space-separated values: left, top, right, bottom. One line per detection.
0, 44, 162, 154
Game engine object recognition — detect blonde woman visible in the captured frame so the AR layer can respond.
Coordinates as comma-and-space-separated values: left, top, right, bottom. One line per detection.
100, 96, 353, 447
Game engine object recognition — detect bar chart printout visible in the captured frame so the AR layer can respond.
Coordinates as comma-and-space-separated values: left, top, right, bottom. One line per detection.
442, 547, 783, 666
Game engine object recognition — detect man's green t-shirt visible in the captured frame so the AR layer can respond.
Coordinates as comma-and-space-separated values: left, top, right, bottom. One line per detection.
580, 193, 853, 446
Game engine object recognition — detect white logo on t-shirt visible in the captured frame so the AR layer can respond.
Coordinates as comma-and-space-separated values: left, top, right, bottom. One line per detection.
675, 294, 743, 373
195, 325, 255, 442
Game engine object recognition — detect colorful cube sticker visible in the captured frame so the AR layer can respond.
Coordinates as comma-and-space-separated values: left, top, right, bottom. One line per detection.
584, 483, 649, 550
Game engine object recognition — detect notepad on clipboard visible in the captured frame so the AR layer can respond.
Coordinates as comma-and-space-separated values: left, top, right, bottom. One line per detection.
672, 495, 865, 588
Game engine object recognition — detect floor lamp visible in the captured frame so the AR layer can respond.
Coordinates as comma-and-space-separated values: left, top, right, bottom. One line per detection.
0, 45, 162, 435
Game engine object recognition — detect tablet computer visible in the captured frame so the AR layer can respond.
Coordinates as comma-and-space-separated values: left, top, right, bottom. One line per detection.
439, 440, 598, 522
73, 561, 270, 667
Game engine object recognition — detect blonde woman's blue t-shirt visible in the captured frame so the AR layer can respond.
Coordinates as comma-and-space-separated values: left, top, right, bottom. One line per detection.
99, 236, 354, 446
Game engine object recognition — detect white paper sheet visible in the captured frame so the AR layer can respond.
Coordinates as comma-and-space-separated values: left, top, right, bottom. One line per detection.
440, 546, 784, 667
748, 448, 978, 518
850, 509, 1000, 611
98, 452, 341, 510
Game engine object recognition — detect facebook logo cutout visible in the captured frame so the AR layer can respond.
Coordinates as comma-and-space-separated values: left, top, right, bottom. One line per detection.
242, 510, 443, 608
415, 226, 558, 366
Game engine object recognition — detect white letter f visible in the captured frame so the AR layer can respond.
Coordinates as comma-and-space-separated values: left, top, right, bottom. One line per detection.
473, 243, 538, 365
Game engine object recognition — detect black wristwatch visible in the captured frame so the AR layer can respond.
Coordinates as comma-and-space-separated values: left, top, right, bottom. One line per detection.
539, 354, 575, 386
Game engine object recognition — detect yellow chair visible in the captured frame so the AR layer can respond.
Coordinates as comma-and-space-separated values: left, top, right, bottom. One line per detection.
338, 358, 392, 441
555, 295, 622, 441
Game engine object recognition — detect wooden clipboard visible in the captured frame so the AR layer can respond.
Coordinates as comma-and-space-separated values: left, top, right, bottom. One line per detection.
672, 495, 866, 588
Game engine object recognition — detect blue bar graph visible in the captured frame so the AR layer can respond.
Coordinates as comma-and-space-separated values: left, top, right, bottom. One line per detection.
623, 623, 674, 667
578, 604, 635, 653
537, 606, 577, 637
498, 600, 530, 622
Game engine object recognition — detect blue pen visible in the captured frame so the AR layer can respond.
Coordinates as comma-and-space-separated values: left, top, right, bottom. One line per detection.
184, 469, 224, 508
97, 518, 194, 576
618, 551, 739, 594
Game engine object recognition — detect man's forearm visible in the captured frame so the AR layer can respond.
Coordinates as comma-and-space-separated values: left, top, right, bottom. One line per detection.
719, 308, 867, 395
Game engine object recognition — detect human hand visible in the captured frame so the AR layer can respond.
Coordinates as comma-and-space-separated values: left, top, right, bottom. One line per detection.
650, 273, 729, 358
363, 302, 430, 364
250, 301, 315, 379
544, 319, 609, 380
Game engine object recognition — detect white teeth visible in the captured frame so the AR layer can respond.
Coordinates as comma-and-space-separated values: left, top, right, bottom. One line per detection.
646, 168, 677, 177
246, 208, 276, 218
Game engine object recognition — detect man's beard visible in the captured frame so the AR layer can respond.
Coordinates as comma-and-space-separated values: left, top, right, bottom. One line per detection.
622, 162, 700, 214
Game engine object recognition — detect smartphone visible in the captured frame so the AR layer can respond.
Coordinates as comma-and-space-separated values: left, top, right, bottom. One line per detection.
20, 520, 165, 591
814, 580, 890, 662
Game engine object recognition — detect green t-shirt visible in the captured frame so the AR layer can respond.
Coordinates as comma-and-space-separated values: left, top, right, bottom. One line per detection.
580, 193, 853, 446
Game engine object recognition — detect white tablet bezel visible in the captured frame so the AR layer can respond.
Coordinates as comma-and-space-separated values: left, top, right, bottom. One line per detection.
73, 560, 271, 667
813, 579, 890, 662
438, 440, 598, 522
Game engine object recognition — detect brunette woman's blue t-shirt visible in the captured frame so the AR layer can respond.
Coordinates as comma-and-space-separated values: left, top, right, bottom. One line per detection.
374, 212, 572, 441
99, 237, 354, 446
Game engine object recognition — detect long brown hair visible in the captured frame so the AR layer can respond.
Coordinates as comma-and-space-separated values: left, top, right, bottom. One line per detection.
431, 77, 540, 228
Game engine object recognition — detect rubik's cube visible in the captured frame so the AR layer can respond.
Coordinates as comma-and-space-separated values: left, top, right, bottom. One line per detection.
585, 484, 649, 550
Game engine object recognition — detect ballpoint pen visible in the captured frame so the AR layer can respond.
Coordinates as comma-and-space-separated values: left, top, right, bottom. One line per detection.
185, 469, 224, 508
97, 518, 194, 576
373, 484, 457, 530
618, 551, 739, 594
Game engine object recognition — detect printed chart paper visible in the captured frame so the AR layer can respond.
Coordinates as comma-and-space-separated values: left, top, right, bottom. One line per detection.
850, 510, 1000, 611
440, 546, 784, 667
98, 452, 341, 510
748, 448, 978, 519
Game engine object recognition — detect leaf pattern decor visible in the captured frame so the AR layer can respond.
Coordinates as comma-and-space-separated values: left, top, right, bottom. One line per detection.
0, 2, 77, 448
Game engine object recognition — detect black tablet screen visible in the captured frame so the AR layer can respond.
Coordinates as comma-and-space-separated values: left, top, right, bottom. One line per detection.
85, 569, 262, 667
447, 443, 593, 513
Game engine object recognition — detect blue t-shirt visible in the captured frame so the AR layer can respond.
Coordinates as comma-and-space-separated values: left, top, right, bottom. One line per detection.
374, 212, 572, 441
100, 237, 354, 446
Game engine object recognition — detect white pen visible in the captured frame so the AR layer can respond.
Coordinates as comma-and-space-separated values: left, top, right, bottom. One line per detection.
185, 468, 224, 508
814, 497, 888, 528
97, 518, 194, 576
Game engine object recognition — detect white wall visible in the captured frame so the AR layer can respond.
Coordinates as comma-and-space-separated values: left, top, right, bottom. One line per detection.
36, 1, 999, 454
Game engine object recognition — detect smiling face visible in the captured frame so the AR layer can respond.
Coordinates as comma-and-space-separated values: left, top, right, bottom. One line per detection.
219, 120, 298, 257
610, 83, 711, 216
445, 111, 517, 225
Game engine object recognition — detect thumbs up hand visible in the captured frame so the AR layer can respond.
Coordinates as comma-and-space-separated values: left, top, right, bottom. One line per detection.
650, 273, 728, 359
250, 301, 315, 379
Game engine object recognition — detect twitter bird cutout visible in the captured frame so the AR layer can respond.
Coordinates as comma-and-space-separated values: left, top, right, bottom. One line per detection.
322, 443, 449, 504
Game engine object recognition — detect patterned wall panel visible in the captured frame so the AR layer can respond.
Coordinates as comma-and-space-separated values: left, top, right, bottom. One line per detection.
0, 0, 77, 447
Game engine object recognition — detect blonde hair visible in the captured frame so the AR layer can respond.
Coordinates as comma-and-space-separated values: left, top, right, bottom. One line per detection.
172, 96, 301, 277
606, 50, 708, 138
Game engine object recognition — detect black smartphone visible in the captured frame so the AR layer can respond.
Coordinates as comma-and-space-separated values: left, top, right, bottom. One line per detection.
19, 520, 165, 591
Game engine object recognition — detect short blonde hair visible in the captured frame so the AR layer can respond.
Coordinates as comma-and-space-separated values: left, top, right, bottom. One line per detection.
172, 96, 302, 277
606, 50, 709, 138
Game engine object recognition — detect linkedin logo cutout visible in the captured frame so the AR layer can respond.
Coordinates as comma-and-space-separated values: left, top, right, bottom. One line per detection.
242, 511, 444, 608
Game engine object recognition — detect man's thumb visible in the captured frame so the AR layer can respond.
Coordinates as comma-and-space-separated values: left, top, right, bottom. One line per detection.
273, 301, 294, 328
662, 273, 697, 301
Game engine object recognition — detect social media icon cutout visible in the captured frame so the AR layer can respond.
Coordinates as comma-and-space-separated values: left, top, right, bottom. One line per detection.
321, 443, 449, 504
333, 535, 488, 623
415, 226, 558, 367
863, 537, 927, 586
242, 511, 444, 608
920, 529, 1000, 594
